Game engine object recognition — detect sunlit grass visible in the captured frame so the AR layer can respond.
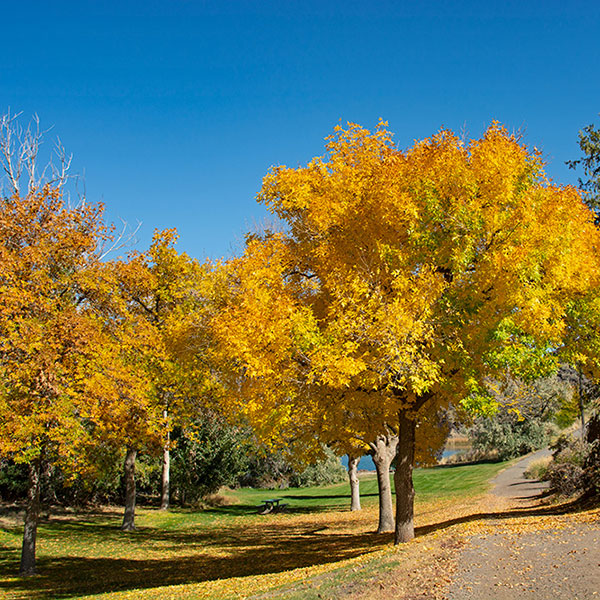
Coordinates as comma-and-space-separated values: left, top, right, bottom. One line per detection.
0, 460, 511, 599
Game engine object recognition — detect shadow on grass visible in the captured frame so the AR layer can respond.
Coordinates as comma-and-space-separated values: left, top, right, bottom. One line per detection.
3, 495, 596, 599
201, 492, 377, 517
1, 522, 387, 599
201, 503, 348, 517
279, 493, 378, 501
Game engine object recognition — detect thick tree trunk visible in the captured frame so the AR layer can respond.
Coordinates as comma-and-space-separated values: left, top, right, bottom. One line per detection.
121, 448, 137, 531
20, 459, 42, 576
160, 410, 170, 511
347, 455, 361, 511
394, 411, 416, 544
371, 435, 398, 533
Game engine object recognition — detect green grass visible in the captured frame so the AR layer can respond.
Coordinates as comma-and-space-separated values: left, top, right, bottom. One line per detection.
0, 460, 510, 600
414, 460, 510, 498
227, 459, 510, 511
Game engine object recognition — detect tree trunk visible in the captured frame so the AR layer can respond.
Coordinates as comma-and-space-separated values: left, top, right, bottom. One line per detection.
579, 367, 586, 442
121, 448, 137, 531
394, 411, 416, 544
347, 455, 361, 511
370, 435, 398, 533
20, 459, 42, 576
160, 410, 170, 511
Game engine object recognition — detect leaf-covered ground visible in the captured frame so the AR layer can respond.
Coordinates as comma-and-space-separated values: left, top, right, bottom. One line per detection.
1, 460, 597, 600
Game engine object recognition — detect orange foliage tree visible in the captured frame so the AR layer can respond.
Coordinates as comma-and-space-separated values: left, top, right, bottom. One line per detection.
214, 121, 599, 544
0, 184, 114, 574
107, 229, 217, 526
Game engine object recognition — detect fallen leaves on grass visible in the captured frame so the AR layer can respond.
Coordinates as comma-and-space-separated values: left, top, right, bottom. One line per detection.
1, 495, 598, 600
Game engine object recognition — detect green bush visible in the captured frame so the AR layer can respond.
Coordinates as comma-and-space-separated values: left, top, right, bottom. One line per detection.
466, 373, 572, 460
0, 461, 28, 501
469, 414, 553, 460
289, 447, 346, 487
170, 413, 252, 505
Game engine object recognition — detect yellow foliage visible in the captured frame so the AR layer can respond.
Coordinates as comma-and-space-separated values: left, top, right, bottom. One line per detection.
212, 121, 600, 460
0, 187, 115, 468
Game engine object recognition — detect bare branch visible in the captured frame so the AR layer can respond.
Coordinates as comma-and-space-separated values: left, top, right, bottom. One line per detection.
0, 110, 73, 197
98, 219, 142, 260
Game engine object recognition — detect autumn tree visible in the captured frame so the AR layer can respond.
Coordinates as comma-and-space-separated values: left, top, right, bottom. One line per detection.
303, 388, 448, 531
84, 293, 163, 531
105, 229, 218, 525
0, 114, 115, 574
214, 121, 599, 544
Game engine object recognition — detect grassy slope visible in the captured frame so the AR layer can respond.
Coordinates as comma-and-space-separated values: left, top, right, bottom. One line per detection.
229, 460, 508, 509
0, 461, 509, 600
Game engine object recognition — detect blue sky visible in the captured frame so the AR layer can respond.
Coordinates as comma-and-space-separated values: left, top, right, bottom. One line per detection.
3, 1, 599, 260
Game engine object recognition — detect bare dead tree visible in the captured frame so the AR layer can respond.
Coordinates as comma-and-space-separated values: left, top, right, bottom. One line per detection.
1, 109, 140, 256
0, 109, 73, 197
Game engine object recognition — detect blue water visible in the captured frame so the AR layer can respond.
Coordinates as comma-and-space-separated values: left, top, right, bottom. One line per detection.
340, 449, 460, 471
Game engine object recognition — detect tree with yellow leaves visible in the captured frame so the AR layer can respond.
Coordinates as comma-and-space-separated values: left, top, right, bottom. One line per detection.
109, 229, 217, 525
214, 121, 599, 544
0, 179, 113, 573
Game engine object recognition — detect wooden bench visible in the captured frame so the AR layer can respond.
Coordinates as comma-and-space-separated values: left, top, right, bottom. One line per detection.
258, 498, 288, 514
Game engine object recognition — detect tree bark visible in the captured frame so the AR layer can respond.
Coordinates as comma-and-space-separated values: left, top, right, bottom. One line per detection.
121, 448, 137, 531
578, 366, 586, 443
160, 410, 170, 511
394, 411, 416, 544
20, 459, 42, 576
347, 455, 361, 511
370, 434, 398, 533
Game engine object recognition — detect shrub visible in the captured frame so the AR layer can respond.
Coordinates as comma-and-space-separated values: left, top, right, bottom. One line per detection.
288, 447, 346, 487
583, 441, 600, 496
545, 461, 585, 497
469, 414, 553, 460
523, 457, 551, 480
0, 461, 28, 502
545, 435, 591, 497
583, 410, 600, 496
170, 413, 252, 505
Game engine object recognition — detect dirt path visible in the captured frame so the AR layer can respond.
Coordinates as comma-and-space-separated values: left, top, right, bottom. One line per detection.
490, 448, 551, 500
448, 451, 600, 599
447, 524, 600, 599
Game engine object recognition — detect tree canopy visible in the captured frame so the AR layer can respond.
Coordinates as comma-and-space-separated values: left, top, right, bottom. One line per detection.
214, 120, 600, 542
567, 115, 600, 217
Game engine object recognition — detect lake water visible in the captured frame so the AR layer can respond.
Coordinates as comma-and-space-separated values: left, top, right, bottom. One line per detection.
339, 448, 462, 471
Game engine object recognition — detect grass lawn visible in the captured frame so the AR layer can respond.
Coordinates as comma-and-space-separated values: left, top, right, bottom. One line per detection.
0, 460, 510, 600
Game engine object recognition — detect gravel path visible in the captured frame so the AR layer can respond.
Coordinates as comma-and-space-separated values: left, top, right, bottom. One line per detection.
448, 524, 600, 599
490, 448, 551, 500
448, 450, 600, 599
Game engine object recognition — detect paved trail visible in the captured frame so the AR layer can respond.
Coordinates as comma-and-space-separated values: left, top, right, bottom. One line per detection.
448, 451, 600, 600
489, 448, 551, 500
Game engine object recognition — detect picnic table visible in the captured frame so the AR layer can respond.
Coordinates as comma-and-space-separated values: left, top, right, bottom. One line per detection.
258, 498, 288, 514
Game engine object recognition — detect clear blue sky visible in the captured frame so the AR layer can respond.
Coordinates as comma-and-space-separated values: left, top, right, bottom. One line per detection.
3, 0, 599, 260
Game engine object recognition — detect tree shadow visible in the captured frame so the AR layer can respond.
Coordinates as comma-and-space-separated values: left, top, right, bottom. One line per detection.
414, 496, 595, 538
1, 522, 388, 599
279, 493, 379, 500
3, 495, 595, 599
